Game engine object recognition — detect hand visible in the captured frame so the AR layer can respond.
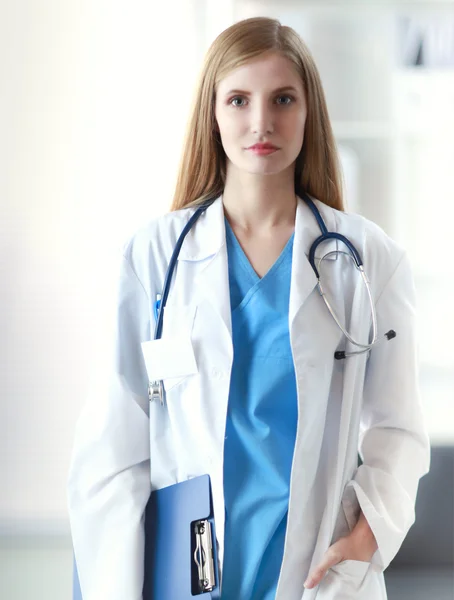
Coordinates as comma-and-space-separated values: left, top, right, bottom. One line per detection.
304, 511, 378, 589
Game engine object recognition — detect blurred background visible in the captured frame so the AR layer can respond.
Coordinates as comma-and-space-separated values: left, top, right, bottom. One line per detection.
1, 0, 453, 598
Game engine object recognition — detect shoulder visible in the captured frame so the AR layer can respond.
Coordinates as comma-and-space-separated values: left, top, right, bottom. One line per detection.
119, 206, 197, 292
123, 206, 196, 259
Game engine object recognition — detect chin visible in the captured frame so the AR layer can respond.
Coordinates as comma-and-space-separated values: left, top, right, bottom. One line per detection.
226, 152, 295, 176
242, 158, 294, 176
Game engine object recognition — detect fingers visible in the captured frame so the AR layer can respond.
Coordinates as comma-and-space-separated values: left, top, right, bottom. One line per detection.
304, 546, 344, 589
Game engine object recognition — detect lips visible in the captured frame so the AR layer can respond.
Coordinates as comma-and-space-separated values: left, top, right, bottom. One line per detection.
249, 143, 278, 150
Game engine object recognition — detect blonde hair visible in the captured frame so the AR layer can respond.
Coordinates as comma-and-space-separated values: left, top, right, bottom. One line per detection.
170, 16, 344, 212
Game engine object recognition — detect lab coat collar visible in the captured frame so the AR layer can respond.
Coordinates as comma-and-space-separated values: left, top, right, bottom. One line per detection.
178, 193, 339, 263
290, 194, 339, 323
178, 193, 339, 331
178, 196, 226, 262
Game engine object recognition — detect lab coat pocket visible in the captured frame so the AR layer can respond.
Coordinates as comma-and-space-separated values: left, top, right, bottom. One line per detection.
341, 482, 361, 533
162, 303, 197, 338
141, 334, 198, 392
331, 502, 351, 543
315, 559, 373, 600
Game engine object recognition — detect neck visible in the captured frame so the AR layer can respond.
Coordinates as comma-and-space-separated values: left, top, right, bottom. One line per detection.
222, 169, 297, 233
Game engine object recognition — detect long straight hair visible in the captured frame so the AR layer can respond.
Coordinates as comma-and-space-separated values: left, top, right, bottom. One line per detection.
170, 17, 344, 212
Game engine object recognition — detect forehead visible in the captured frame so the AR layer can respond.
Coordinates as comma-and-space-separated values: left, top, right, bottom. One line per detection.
216, 52, 303, 94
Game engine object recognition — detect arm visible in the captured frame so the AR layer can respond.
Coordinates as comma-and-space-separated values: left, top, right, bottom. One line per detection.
305, 251, 430, 588
67, 254, 152, 600
343, 251, 431, 570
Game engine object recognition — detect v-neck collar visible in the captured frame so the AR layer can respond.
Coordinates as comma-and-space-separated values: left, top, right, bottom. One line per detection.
224, 216, 294, 284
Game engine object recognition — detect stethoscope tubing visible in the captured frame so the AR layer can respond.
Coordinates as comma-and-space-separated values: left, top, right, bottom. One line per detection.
154, 199, 216, 340
153, 192, 385, 361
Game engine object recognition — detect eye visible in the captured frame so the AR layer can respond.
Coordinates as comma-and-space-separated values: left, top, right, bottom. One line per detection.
228, 94, 295, 108
276, 95, 294, 105
229, 96, 247, 107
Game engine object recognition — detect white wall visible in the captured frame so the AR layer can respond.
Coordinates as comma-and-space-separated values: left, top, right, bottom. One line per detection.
1, 0, 236, 532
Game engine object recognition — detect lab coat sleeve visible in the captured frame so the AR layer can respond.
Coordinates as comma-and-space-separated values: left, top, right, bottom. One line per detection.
67, 253, 152, 600
344, 251, 431, 571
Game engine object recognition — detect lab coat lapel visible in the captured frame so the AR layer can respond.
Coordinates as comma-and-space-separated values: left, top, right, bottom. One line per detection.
178, 195, 232, 341
279, 197, 346, 596
290, 196, 341, 321
289, 198, 319, 324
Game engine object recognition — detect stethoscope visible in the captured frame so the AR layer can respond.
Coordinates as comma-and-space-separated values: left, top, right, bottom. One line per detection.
148, 192, 396, 406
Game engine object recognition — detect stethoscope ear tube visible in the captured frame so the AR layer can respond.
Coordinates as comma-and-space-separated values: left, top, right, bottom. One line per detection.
309, 223, 396, 360
334, 330, 397, 360
316, 250, 378, 354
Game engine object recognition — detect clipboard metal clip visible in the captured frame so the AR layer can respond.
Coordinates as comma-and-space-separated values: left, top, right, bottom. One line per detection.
193, 520, 216, 593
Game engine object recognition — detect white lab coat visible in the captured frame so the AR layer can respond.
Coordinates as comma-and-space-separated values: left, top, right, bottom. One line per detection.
67, 195, 430, 600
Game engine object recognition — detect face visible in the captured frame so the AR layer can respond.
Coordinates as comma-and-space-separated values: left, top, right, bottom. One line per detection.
214, 51, 307, 177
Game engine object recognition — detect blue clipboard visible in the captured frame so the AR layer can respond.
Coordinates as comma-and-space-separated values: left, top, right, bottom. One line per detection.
143, 473, 220, 599
73, 474, 220, 599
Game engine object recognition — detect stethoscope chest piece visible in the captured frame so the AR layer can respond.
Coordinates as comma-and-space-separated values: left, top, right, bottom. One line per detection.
148, 380, 165, 406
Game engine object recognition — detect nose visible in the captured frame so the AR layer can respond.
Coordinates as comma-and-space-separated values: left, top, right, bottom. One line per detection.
250, 100, 274, 135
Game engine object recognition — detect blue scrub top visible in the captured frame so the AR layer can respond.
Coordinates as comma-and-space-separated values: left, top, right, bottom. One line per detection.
221, 218, 298, 600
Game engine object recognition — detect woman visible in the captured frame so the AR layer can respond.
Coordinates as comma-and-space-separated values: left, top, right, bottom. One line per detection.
67, 16, 430, 600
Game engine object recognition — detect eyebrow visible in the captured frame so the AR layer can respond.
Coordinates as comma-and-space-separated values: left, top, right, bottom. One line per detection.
224, 86, 299, 96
